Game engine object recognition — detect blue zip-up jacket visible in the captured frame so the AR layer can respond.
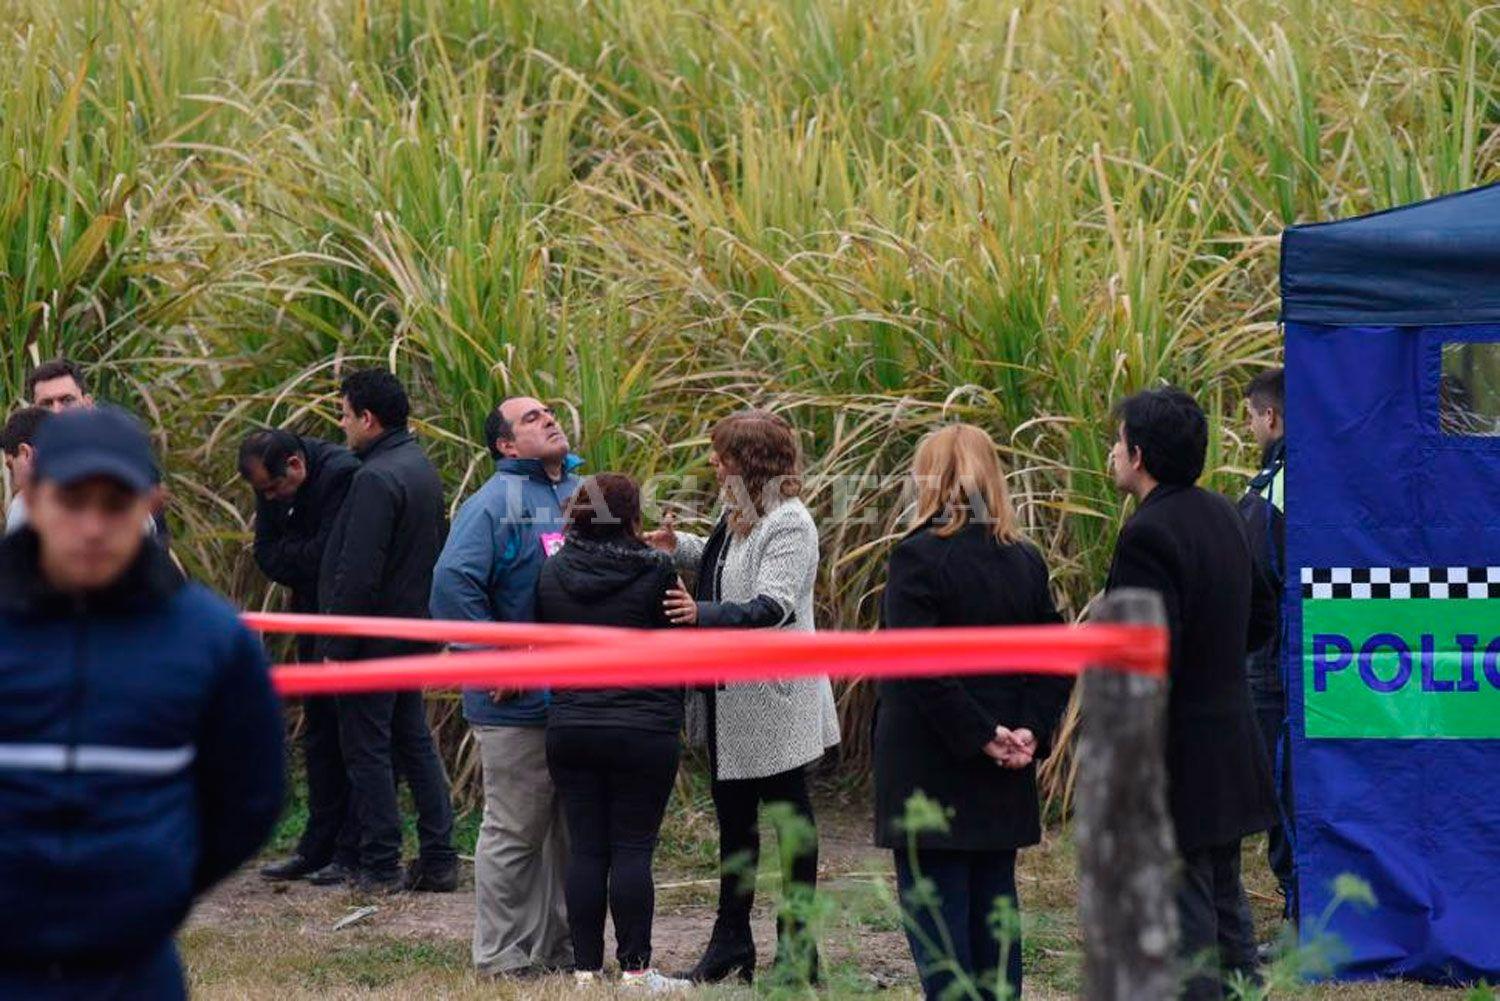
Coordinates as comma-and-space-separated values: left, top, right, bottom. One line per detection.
430, 455, 583, 726
0, 530, 285, 997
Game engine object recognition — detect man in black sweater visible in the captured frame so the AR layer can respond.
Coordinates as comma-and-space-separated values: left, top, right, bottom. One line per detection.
1105, 387, 1276, 1001
320, 370, 457, 894
240, 428, 362, 885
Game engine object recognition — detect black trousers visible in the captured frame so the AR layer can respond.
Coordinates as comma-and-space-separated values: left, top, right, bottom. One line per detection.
710, 765, 819, 932
546, 726, 681, 972
1177, 841, 1258, 1001
336, 691, 457, 875
296, 695, 358, 868
894, 848, 1021, 1001
1251, 687, 1296, 920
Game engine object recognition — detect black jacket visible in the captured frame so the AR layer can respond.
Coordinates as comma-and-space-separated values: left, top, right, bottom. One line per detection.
1237, 438, 1286, 695
1106, 483, 1277, 851
318, 429, 447, 662
873, 523, 1072, 852
0, 531, 284, 973
537, 536, 685, 733
253, 437, 359, 657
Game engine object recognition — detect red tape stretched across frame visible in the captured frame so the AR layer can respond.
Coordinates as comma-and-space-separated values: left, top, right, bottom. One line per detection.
248, 613, 1167, 697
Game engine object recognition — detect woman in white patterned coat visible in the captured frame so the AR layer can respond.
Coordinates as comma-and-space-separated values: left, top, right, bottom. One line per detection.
648, 410, 840, 986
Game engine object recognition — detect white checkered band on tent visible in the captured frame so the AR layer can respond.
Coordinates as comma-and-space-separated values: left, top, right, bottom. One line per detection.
1300, 566, 1500, 600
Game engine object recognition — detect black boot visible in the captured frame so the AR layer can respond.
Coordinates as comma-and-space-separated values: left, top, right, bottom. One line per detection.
259, 854, 322, 882
305, 861, 355, 887
772, 913, 821, 986
403, 858, 459, 893
675, 918, 756, 984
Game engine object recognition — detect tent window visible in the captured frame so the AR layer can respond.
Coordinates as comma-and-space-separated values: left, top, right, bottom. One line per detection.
1440, 342, 1500, 436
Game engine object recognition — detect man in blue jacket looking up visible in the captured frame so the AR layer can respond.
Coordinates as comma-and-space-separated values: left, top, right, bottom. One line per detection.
430, 396, 582, 979
0, 406, 285, 999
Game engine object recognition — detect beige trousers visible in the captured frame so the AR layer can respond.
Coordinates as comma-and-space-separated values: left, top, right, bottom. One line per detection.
472, 725, 572, 975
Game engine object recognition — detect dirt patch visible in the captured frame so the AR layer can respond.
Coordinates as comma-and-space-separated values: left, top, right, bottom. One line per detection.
189, 823, 915, 988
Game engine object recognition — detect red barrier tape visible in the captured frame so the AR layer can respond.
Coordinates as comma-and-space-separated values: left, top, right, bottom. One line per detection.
249, 613, 1167, 697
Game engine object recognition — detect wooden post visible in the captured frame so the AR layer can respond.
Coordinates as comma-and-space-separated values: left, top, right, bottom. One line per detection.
1076, 587, 1178, 1001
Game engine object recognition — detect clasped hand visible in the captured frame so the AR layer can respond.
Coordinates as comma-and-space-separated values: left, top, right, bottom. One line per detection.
983, 725, 1037, 769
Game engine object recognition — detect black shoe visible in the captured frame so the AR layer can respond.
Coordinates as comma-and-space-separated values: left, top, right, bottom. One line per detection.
259, 854, 322, 882
306, 862, 355, 887
675, 920, 756, 984
403, 858, 459, 893
353, 870, 405, 895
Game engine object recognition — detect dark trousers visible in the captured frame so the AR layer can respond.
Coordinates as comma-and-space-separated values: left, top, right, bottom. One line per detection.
893, 849, 1021, 1001
337, 691, 457, 874
1177, 841, 1257, 1001
546, 726, 681, 972
710, 765, 819, 932
1251, 688, 1296, 921
296, 695, 357, 868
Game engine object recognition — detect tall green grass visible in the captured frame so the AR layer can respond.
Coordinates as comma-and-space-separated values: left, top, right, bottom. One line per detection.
4, 0, 1499, 797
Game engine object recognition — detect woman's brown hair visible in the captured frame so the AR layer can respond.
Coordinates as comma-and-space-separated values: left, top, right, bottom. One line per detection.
564, 473, 643, 543
709, 410, 803, 536
907, 423, 1022, 544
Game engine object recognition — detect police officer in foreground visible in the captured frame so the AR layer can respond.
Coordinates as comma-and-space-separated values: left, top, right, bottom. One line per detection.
0, 407, 285, 999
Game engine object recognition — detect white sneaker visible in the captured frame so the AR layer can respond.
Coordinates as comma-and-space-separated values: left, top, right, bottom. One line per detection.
619, 969, 691, 993
573, 970, 600, 986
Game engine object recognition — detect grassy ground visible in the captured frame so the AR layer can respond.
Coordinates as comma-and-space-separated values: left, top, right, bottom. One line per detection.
181, 773, 1487, 999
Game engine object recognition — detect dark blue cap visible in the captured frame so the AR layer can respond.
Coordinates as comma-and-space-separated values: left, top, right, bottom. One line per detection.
32, 406, 159, 493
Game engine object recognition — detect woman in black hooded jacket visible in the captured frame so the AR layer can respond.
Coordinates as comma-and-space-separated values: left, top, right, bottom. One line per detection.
536, 473, 686, 989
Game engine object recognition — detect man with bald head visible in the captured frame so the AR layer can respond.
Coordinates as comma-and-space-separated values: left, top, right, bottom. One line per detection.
431, 396, 583, 979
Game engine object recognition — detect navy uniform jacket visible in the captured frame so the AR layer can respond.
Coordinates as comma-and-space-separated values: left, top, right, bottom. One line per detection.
0, 530, 284, 996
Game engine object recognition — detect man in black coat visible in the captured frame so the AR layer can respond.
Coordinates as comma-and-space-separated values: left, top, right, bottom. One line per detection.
1104, 387, 1276, 1001
319, 370, 457, 894
239, 429, 362, 884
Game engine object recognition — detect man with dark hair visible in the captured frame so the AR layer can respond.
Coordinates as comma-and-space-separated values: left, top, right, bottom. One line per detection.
0, 407, 283, 998
1105, 386, 1276, 1001
320, 369, 457, 894
24, 358, 92, 412
1238, 368, 1293, 928
239, 427, 364, 885
431, 396, 582, 978
2, 406, 50, 535
25, 357, 171, 544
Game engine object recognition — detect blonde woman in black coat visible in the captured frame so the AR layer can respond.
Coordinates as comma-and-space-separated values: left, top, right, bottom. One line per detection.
875, 424, 1073, 1001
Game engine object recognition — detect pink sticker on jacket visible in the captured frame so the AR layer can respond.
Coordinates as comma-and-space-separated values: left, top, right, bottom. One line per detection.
540, 532, 565, 557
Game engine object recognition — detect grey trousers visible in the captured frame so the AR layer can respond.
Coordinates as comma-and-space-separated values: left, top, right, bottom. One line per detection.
1177, 840, 1259, 1001
472, 725, 573, 975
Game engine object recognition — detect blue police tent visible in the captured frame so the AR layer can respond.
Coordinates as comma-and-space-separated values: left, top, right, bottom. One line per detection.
1281, 183, 1500, 983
